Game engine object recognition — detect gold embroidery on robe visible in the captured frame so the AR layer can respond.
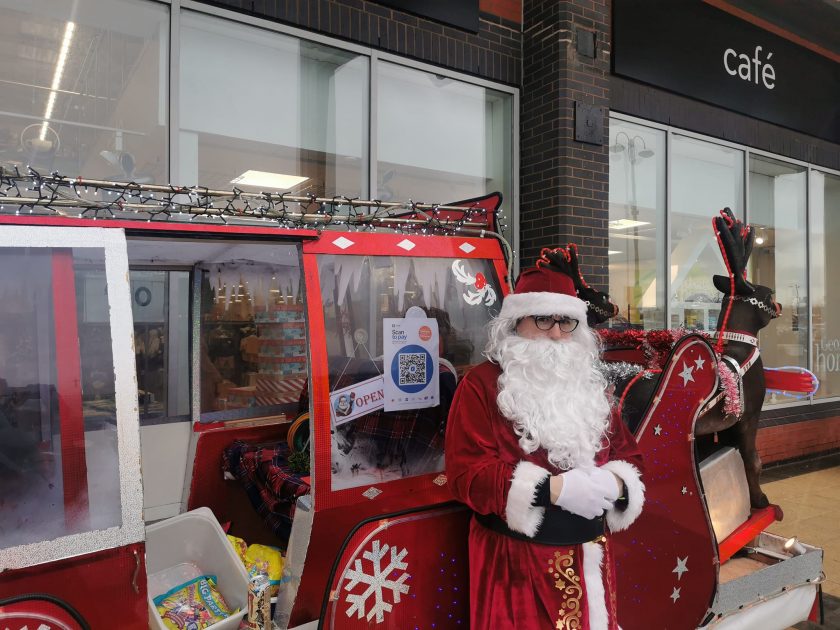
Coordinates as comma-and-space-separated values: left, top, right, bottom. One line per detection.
547, 549, 583, 629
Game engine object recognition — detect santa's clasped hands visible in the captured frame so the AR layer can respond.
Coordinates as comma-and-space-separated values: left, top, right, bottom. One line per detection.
550, 466, 623, 519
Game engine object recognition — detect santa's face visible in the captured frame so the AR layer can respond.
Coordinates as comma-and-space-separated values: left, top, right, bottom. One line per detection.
486, 315, 611, 470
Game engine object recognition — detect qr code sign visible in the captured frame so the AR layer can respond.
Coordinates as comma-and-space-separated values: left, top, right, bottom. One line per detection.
399, 353, 427, 386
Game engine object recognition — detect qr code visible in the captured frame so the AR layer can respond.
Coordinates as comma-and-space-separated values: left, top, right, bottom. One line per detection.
399, 353, 427, 385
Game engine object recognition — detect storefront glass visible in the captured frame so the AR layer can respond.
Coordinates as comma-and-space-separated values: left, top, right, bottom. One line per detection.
376, 61, 513, 236
810, 170, 840, 399
608, 120, 666, 329
670, 135, 744, 331
179, 11, 369, 197
0, 0, 168, 182
748, 155, 808, 404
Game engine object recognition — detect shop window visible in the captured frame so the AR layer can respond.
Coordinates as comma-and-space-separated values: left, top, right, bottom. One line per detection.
317, 254, 501, 490
810, 171, 840, 399
129, 270, 191, 425
749, 155, 808, 405
0, 0, 168, 182
376, 61, 514, 241
0, 247, 121, 549
608, 120, 666, 329
198, 246, 306, 423
178, 11, 368, 198
670, 135, 744, 331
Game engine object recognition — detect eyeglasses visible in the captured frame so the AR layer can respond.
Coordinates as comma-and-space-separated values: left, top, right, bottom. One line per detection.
530, 315, 579, 333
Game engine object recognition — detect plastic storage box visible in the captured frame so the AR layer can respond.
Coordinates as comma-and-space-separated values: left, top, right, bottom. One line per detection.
146, 507, 249, 630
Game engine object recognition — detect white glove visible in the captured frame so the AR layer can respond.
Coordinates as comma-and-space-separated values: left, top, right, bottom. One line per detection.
553, 468, 614, 519
588, 466, 622, 503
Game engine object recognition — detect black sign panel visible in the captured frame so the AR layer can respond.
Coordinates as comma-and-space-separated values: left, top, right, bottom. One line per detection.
372, 0, 479, 32
613, 0, 840, 143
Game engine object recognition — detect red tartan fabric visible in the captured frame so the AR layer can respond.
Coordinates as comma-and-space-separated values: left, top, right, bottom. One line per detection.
222, 440, 310, 545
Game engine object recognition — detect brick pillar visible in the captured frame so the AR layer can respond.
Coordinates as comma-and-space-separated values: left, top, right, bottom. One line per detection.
520, 0, 610, 288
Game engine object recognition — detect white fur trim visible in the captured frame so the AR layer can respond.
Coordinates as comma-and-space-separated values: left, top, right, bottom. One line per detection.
583, 542, 608, 630
601, 460, 645, 533
499, 291, 587, 323
505, 461, 551, 537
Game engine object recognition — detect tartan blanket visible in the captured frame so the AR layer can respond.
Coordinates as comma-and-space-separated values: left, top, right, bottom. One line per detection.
222, 440, 310, 544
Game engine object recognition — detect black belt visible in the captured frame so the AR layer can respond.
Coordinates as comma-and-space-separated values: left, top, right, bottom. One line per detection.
475, 508, 605, 546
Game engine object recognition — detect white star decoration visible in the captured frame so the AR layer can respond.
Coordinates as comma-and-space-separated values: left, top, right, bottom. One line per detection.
670, 587, 681, 603
673, 557, 689, 580
654, 424, 663, 436
679, 362, 695, 386
681, 486, 688, 495
694, 356, 706, 371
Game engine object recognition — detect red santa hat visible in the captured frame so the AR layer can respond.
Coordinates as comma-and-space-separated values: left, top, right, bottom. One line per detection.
499, 262, 587, 323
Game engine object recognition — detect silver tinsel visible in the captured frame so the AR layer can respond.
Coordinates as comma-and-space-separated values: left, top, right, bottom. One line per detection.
597, 360, 653, 386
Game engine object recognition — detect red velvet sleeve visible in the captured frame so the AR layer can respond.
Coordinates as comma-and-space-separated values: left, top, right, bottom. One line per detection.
605, 408, 644, 473
445, 375, 515, 517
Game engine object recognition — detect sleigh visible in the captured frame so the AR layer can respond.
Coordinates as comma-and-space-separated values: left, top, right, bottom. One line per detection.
608, 334, 824, 629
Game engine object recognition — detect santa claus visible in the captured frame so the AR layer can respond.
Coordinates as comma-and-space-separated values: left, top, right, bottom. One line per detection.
445, 252, 645, 630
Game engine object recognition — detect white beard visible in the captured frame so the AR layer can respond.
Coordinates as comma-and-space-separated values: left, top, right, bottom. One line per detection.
485, 322, 611, 470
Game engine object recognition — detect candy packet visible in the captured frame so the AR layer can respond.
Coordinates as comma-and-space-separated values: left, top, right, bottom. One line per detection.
154, 574, 236, 630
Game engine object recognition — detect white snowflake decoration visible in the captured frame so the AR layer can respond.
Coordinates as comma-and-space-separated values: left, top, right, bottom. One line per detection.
344, 539, 410, 623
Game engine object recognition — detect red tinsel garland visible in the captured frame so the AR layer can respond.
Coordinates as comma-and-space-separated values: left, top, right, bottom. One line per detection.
597, 328, 745, 418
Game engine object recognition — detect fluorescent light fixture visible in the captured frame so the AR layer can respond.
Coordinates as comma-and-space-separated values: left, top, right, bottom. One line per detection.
230, 170, 308, 190
609, 218, 650, 230
608, 250, 622, 255
40, 21, 75, 141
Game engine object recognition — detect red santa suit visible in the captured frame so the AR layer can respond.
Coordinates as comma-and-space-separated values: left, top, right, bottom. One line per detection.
445, 255, 645, 630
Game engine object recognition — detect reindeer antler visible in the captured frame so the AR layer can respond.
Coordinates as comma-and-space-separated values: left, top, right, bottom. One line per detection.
536, 246, 573, 276
713, 207, 755, 295
566, 243, 589, 291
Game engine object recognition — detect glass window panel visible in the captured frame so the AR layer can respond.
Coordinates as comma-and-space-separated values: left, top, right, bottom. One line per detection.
198, 244, 306, 422
130, 270, 191, 425
0, 0, 168, 182
179, 11, 368, 197
608, 120, 666, 329
0, 247, 121, 549
748, 155, 808, 405
318, 254, 501, 490
810, 171, 840, 399
670, 135, 744, 331
376, 62, 513, 239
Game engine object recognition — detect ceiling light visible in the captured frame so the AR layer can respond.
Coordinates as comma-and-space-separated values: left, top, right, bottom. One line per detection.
609, 218, 650, 230
230, 170, 308, 190
40, 21, 75, 141
608, 250, 622, 255
755, 236, 765, 245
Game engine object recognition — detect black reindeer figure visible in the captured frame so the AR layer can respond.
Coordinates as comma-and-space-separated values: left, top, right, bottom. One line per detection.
538, 244, 618, 327
692, 207, 781, 509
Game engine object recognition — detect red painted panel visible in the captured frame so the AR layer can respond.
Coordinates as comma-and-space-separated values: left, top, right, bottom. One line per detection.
479, 0, 521, 23
291, 504, 470, 628
302, 232, 503, 259
0, 543, 147, 629
0, 214, 318, 240
612, 336, 720, 630
51, 249, 88, 530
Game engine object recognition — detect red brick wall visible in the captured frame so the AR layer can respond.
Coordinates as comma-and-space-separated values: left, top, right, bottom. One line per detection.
757, 415, 840, 464
480, 0, 521, 24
